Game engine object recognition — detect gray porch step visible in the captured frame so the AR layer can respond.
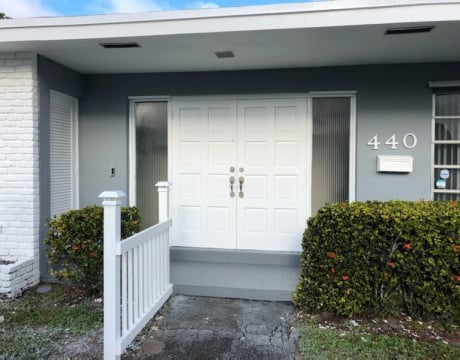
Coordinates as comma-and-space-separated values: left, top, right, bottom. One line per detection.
170, 247, 301, 302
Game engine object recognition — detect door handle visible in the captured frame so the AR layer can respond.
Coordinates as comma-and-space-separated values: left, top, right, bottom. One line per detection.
238, 176, 244, 198
229, 176, 235, 198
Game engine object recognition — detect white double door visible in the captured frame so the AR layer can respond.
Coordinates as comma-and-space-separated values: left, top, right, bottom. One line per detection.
172, 97, 308, 251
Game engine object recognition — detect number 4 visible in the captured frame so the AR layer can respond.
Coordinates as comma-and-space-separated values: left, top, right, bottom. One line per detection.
385, 134, 399, 149
367, 135, 380, 150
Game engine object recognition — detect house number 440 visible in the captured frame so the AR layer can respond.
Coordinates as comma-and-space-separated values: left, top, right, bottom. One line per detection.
367, 133, 417, 150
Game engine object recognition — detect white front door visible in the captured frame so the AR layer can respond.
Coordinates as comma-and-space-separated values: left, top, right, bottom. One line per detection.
237, 99, 307, 251
172, 97, 307, 251
172, 100, 238, 249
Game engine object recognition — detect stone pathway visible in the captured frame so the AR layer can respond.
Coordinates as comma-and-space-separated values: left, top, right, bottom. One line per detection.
125, 295, 299, 359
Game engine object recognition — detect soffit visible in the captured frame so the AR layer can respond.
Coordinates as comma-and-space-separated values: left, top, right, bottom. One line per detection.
0, 0, 459, 73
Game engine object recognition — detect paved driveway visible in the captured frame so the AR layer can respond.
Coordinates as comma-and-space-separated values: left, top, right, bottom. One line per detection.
125, 295, 299, 359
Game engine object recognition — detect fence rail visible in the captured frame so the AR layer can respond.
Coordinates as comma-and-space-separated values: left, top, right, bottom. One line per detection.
100, 190, 172, 360
119, 219, 172, 351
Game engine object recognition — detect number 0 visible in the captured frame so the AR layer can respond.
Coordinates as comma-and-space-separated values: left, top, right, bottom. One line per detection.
402, 133, 417, 149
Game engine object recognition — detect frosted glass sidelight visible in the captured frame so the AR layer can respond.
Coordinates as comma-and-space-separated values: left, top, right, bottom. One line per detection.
311, 97, 350, 215
135, 102, 168, 228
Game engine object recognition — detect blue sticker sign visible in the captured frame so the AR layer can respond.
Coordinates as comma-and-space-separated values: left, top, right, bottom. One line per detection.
440, 169, 450, 180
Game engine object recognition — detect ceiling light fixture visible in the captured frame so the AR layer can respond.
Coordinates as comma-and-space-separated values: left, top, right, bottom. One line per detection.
385, 26, 434, 35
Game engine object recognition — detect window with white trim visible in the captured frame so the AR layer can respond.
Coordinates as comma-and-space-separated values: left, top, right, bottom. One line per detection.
433, 92, 460, 200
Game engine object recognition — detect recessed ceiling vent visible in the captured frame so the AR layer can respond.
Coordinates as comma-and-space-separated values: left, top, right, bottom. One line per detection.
100, 42, 141, 49
214, 50, 235, 59
385, 26, 434, 35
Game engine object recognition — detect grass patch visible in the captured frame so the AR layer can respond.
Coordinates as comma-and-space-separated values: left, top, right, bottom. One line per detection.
0, 284, 102, 358
299, 325, 460, 359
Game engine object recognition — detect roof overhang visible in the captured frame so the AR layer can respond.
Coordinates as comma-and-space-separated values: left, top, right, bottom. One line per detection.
0, 0, 459, 74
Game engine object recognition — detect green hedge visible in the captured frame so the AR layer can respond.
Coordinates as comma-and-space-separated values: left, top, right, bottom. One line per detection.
44, 205, 141, 296
294, 201, 460, 320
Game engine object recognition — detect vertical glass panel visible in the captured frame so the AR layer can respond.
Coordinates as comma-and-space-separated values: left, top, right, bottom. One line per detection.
135, 102, 168, 228
434, 193, 460, 201
435, 119, 460, 140
433, 168, 460, 192
311, 97, 350, 215
435, 94, 460, 116
434, 144, 460, 166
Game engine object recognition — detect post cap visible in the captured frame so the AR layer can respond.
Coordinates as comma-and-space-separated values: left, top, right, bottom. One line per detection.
98, 190, 126, 199
155, 181, 171, 188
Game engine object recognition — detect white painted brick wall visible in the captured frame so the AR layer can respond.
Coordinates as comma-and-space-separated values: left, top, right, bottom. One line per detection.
0, 258, 36, 297
0, 52, 40, 293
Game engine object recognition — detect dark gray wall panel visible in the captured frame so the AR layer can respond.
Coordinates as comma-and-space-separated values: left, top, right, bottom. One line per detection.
79, 63, 460, 207
38, 56, 83, 279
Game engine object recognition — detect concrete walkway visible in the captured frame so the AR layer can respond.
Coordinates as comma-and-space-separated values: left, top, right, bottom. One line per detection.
125, 295, 299, 359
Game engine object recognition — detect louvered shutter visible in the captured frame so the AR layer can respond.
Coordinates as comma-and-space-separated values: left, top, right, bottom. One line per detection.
50, 91, 78, 217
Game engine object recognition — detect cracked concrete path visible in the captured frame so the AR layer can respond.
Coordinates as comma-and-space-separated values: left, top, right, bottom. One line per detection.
125, 295, 299, 359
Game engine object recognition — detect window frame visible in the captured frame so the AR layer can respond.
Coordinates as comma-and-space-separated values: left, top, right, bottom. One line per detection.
431, 91, 460, 200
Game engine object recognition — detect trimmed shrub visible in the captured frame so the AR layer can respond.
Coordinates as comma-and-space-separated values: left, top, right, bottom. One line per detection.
44, 205, 141, 296
294, 201, 460, 320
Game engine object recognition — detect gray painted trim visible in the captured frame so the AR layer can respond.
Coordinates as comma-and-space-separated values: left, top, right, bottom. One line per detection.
170, 247, 301, 266
428, 80, 460, 88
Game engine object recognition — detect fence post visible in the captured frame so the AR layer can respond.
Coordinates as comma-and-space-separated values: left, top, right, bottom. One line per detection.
99, 190, 126, 360
156, 181, 170, 222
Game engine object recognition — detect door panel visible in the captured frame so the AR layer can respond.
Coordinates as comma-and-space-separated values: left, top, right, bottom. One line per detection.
172, 97, 307, 251
237, 99, 307, 251
172, 101, 237, 248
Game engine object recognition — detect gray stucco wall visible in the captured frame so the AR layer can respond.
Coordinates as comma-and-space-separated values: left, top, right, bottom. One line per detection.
79, 63, 460, 207
38, 56, 83, 278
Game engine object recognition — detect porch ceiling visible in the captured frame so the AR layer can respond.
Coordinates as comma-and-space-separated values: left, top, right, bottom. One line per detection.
0, 0, 459, 74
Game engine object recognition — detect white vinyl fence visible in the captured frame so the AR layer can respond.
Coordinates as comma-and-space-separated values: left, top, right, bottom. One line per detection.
100, 186, 172, 359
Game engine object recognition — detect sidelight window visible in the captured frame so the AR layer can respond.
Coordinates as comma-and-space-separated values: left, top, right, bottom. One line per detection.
131, 101, 168, 228
311, 97, 352, 214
